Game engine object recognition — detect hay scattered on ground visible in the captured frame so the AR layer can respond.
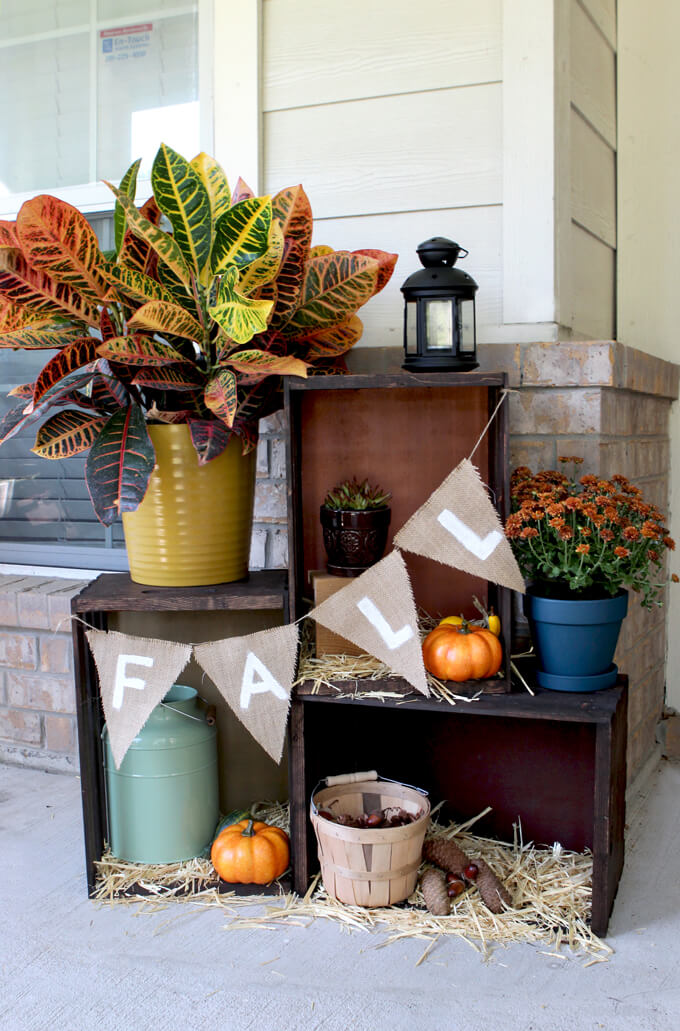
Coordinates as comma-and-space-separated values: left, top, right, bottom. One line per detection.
93, 804, 610, 964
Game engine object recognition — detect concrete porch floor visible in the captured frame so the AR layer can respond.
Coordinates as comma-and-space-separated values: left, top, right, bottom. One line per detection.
1, 759, 679, 1031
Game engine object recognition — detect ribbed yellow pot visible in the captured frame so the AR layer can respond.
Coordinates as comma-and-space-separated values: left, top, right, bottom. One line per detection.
122, 424, 256, 587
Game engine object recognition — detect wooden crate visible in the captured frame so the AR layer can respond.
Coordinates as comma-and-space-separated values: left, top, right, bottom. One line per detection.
284, 349, 512, 686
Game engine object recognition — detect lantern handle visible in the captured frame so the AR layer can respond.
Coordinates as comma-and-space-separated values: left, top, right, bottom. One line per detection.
457, 247, 469, 260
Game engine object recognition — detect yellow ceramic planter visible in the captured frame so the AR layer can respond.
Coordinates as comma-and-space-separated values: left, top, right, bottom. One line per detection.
122, 424, 256, 587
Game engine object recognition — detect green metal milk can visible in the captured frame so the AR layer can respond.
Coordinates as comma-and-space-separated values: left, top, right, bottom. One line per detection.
103, 684, 219, 863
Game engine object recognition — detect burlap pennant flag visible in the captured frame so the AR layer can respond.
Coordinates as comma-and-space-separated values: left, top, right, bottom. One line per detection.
86, 629, 192, 769
309, 549, 429, 696
393, 458, 526, 593
194, 623, 299, 764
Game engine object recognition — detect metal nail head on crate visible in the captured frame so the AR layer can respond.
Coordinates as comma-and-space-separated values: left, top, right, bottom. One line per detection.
310, 771, 430, 907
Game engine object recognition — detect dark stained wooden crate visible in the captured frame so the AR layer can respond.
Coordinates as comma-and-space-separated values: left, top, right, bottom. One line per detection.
289, 673, 627, 937
71, 571, 290, 896
283, 350, 513, 686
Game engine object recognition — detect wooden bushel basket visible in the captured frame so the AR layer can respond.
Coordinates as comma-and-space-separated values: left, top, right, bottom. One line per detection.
310, 771, 430, 907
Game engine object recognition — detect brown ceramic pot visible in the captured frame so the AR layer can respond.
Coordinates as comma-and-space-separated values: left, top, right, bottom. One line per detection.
320, 505, 391, 577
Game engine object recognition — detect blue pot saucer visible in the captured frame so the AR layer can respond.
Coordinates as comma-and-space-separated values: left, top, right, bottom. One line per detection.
536, 663, 619, 693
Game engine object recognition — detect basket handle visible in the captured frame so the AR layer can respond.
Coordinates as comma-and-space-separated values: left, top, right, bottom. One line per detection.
325, 770, 378, 787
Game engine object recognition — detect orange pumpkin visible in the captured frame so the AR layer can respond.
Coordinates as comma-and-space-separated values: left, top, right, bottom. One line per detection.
211, 819, 290, 884
422, 621, 503, 682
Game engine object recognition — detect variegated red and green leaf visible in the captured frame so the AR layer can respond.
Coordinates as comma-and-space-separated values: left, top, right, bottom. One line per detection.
85, 404, 156, 525
211, 196, 273, 274
113, 157, 142, 254
268, 238, 306, 330
127, 301, 205, 344
237, 221, 284, 295
117, 197, 161, 276
32, 410, 106, 459
272, 185, 313, 254
231, 178, 254, 205
353, 249, 398, 293
291, 315, 364, 359
188, 418, 232, 464
0, 220, 18, 249
105, 182, 193, 288
89, 369, 129, 410
0, 320, 81, 349
97, 334, 191, 367
0, 250, 99, 326
190, 152, 231, 226
235, 420, 259, 455
33, 337, 102, 403
152, 144, 212, 275
208, 267, 273, 345
16, 195, 108, 301
204, 367, 238, 428
0, 402, 33, 445
309, 244, 333, 258
132, 365, 204, 391
284, 251, 379, 333
223, 348, 308, 381
99, 308, 116, 341
104, 263, 178, 308
8, 382, 35, 399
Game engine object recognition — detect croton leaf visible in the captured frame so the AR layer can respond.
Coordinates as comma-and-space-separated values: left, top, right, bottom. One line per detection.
33, 337, 101, 404
190, 152, 231, 226
0, 402, 33, 445
0, 250, 100, 326
272, 185, 313, 254
204, 367, 238, 428
238, 222, 284, 296
211, 196, 273, 274
309, 244, 334, 258
235, 421, 259, 455
188, 418, 232, 464
128, 301, 205, 344
114, 157, 142, 254
105, 182, 193, 288
8, 382, 35, 399
16, 195, 108, 302
231, 178, 255, 205
85, 404, 156, 525
0, 221, 18, 249
132, 365, 204, 391
208, 267, 273, 345
223, 348, 308, 380
97, 334, 191, 367
104, 263, 179, 308
284, 251, 379, 332
152, 143, 212, 276
268, 237, 306, 330
353, 249, 398, 293
292, 315, 364, 359
0, 320, 80, 349
118, 197, 161, 276
89, 367, 129, 410
99, 308, 116, 341
32, 410, 106, 459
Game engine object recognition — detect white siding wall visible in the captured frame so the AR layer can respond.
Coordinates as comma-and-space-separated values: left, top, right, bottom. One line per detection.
261, 0, 503, 345
258, 0, 617, 346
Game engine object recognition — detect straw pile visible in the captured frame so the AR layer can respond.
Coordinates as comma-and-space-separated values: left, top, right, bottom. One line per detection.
93, 804, 611, 964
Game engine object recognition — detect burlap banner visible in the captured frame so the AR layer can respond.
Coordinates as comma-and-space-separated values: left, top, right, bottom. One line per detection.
309, 549, 429, 696
86, 629, 192, 769
194, 623, 299, 764
394, 458, 525, 593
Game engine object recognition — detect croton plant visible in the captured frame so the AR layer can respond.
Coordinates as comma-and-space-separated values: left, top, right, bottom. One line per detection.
0, 145, 396, 524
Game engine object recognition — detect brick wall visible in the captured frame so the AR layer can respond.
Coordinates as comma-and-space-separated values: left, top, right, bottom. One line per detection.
1, 341, 677, 781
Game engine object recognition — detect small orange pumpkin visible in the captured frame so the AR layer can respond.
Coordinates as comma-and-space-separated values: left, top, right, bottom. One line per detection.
211, 819, 290, 884
422, 620, 503, 682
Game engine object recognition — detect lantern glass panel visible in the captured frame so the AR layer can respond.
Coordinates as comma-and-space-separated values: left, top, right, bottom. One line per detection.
458, 299, 476, 354
424, 299, 453, 351
405, 301, 418, 354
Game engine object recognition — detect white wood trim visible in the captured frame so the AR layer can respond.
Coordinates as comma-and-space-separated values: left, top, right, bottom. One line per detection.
502, 0, 557, 325
570, 108, 616, 248
577, 0, 616, 51
213, 0, 262, 192
198, 0, 215, 154
554, 0, 573, 332
570, 0, 617, 148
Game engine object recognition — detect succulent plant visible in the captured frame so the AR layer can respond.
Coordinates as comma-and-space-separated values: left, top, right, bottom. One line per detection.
322, 478, 391, 511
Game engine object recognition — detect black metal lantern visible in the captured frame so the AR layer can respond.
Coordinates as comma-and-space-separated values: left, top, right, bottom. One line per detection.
401, 237, 478, 372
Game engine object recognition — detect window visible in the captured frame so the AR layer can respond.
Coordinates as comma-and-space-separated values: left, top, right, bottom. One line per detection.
0, 1, 202, 571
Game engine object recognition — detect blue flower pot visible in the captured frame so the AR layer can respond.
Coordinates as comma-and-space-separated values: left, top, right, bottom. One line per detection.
523, 587, 628, 692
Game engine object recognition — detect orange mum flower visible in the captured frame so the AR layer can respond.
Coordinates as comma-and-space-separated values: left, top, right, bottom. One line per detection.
664, 536, 676, 551
575, 543, 590, 555
614, 546, 630, 558
622, 526, 640, 541
579, 526, 592, 537
558, 525, 574, 540
520, 527, 539, 539
641, 521, 660, 539
600, 528, 615, 541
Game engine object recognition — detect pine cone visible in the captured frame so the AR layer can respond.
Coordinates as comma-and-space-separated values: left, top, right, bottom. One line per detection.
420, 867, 449, 916
422, 837, 469, 878
475, 858, 512, 914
